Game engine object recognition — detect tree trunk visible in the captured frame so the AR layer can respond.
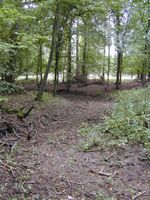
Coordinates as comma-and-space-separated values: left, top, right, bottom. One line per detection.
102, 47, 105, 82
66, 20, 72, 92
53, 35, 61, 96
25, 72, 28, 80
75, 21, 80, 79
107, 45, 111, 86
36, 44, 43, 86
119, 52, 123, 85
39, 44, 43, 82
115, 14, 122, 89
36, 3, 59, 100
82, 23, 88, 80
116, 51, 123, 89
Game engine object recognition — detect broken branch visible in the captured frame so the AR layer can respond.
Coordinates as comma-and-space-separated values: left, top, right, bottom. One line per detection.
132, 191, 146, 200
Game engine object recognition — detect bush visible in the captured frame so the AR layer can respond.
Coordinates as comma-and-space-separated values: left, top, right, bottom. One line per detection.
79, 87, 150, 150
104, 88, 150, 146
0, 81, 24, 94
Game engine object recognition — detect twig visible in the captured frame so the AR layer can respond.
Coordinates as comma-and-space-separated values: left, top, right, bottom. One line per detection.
83, 157, 89, 166
77, 105, 86, 109
12, 127, 21, 139
40, 119, 48, 126
89, 167, 113, 177
0, 159, 15, 177
104, 151, 116, 161
79, 148, 105, 152
0, 141, 6, 147
121, 178, 140, 191
132, 191, 146, 200
66, 180, 72, 187
11, 140, 20, 154
99, 167, 113, 177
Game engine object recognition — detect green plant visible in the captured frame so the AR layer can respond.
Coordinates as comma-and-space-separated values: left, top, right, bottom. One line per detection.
0, 81, 24, 94
104, 88, 150, 146
96, 191, 117, 200
79, 87, 150, 150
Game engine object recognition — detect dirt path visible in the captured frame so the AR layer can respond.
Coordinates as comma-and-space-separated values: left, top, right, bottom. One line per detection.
0, 92, 150, 200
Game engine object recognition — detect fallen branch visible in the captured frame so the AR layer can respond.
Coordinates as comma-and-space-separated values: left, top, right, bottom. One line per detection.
12, 127, 21, 139
132, 191, 146, 200
99, 167, 113, 177
77, 105, 86, 109
121, 178, 139, 191
11, 140, 20, 154
83, 157, 89, 166
0, 159, 15, 177
89, 167, 113, 177
104, 151, 116, 161
80, 148, 105, 153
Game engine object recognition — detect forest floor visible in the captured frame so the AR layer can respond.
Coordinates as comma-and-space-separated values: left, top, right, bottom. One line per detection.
0, 81, 150, 200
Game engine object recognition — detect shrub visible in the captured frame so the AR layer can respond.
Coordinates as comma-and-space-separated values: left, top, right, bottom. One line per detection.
79, 87, 150, 150
104, 88, 150, 146
0, 81, 24, 94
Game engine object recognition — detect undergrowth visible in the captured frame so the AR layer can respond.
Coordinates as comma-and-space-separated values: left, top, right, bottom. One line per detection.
79, 87, 150, 150
0, 81, 24, 94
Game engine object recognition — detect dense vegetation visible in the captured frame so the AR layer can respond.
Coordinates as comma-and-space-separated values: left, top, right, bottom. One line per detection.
0, 0, 149, 96
79, 87, 150, 151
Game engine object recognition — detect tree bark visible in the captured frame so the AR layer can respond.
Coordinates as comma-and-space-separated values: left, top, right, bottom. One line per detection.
75, 20, 80, 79
115, 14, 122, 89
102, 47, 105, 82
116, 51, 123, 89
36, 3, 59, 100
82, 23, 88, 80
36, 44, 43, 87
66, 20, 72, 92
107, 45, 111, 86
53, 34, 61, 96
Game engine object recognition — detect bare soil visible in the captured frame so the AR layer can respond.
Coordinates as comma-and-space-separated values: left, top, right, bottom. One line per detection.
0, 82, 150, 200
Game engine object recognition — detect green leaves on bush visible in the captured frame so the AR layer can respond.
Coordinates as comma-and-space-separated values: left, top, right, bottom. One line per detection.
0, 81, 24, 94
104, 88, 150, 146
79, 87, 150, 150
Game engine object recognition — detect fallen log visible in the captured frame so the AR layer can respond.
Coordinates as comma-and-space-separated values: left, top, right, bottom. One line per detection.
0, 104, 34, 120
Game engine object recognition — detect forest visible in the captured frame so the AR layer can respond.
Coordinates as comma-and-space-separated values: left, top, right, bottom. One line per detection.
0, 0, 150, 199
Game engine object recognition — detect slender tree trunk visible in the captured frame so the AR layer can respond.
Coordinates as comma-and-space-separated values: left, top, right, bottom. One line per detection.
36, 64, 39, 86
36, 3, 59, 100
1, 74, 4, 81
25, 72, 28, 80
39, 46, 43, 83
116, 51, 122, 89
36, 44, 43, 87
66, 20, 72, 92
53, 35, 61, 96
102, 47, 105, 82
107, 45, 111, 86
115, 14, 122, 89
119, 52, 123, 85
62, 51, 67, 83
82, 23, 88, 80
75, 21, 80, 79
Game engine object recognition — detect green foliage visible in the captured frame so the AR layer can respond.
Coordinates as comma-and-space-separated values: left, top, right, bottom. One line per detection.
0, 96, 7, 102
0, 81, 24, 94
104, 88, 150, 145
79, 88, 150, 150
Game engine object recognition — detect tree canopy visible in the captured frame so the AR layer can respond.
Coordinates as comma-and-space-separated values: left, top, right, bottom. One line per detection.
0, 0, 149, 96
